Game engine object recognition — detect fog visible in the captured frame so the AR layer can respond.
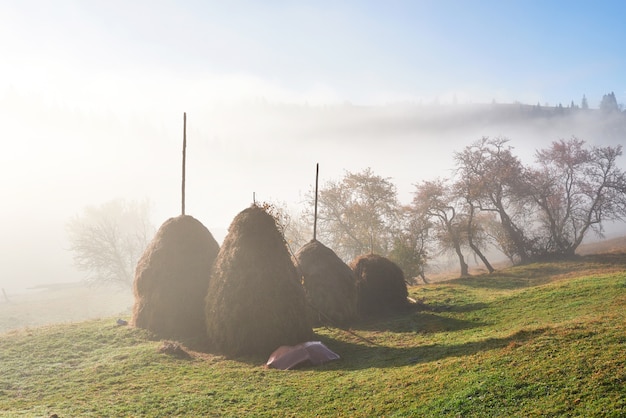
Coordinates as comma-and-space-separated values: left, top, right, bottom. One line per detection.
2, 92, 626, 298
3, 1, 626, 301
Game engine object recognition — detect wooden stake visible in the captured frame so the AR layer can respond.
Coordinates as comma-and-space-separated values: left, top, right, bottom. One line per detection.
313, 163, 319, 241
181, 112, 187, 216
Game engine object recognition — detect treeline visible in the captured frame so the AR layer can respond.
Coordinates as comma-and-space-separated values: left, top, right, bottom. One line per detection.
282, 137, 626, 280
214, 91, 626, 147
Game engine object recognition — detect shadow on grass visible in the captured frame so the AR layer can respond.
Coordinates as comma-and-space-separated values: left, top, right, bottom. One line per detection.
582, 252, 626, 266
353, 310, 486, 334
452, 252, 626, 291
315, 327, 548, 371
190, 307, 489, 366
429, 302, 490, 313
451, 274, 554, 290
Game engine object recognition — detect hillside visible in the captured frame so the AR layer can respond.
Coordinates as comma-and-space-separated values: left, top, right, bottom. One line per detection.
1, 253, 625, 416
576, 235, 626, 256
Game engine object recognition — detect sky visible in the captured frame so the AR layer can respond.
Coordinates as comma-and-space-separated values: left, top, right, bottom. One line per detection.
1, 0, 626, 290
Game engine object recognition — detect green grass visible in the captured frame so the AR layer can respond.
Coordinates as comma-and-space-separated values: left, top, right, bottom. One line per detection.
1, 254, 626, 417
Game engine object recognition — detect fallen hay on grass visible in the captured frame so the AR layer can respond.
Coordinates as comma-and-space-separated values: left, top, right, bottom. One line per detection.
158, 340, 192, 359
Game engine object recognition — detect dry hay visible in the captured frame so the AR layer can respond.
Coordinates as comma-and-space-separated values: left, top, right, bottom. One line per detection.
350, 253, 409, 317
158, 340, 192, 359
294, 239, 357, 326
205, 205, 312, 358
132, 215, 219, 340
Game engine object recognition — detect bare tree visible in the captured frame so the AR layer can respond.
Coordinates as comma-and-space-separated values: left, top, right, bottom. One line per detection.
66, 199, 155, 288
262, 201, 312, 254
529, 138, 626, 257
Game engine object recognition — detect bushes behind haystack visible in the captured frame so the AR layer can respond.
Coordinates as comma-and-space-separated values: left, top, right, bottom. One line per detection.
351, 253, 409, 317
132, 215, 219, 340
205, 205, 312, 358
295, 239, 357, 326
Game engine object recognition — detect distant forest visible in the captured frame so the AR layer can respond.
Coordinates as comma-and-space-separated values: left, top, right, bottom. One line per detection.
213, 91, 626, 146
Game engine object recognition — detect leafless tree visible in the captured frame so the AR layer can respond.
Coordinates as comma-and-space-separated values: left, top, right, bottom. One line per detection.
66, 199, 155, 288
262, 201, 312, 254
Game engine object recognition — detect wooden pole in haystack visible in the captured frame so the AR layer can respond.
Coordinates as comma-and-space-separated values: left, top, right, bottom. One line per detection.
313, 163, 319, 241
181, 112, 187, 216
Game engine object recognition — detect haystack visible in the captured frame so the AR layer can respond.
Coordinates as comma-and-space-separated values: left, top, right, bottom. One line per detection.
350, 253, 409, 317
132, 215, 219, 340
294, 239, 358, 326
205, 205, 312, 357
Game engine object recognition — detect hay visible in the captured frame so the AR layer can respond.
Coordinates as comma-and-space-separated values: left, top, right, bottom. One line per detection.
131, 215, 219, 340
350, 253, 409, 317
158, 340, 192, 359
294, 239, 358, 326
205, 205, 312, 357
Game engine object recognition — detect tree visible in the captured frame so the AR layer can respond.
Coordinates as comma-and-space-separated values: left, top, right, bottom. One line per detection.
388, 206, 431, 283
453, 176, 495, 273
600, 92, 619, 113
581, 94, 589, 110
529, 138, 626, 257
66, 199, 155, 288
312, 168, 400, 261
454, 137, 536, 264
263, 201, 312, 254
480, 211, 517, 263
413, 179, 469, 277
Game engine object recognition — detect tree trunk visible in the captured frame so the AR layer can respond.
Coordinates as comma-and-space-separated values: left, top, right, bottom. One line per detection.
469, 242, 494, 273
498, 209, 530, 263
453, 243, 469, 277
466, 202, 494, 273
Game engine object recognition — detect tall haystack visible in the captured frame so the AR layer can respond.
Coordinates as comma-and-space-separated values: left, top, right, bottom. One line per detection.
205, 205, 312, 358
294, 239, 358, 326
132, 215, 219, 340
350, 253, 409, 317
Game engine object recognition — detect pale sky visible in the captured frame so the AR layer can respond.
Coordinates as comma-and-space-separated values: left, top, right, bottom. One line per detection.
1, 1, 625, 289
2, 1, 625, 105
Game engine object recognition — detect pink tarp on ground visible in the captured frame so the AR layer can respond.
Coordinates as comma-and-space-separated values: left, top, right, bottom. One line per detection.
266, 341, 340, 370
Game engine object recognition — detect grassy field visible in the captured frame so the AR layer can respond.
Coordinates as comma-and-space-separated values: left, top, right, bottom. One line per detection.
1, 253, 625, 417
